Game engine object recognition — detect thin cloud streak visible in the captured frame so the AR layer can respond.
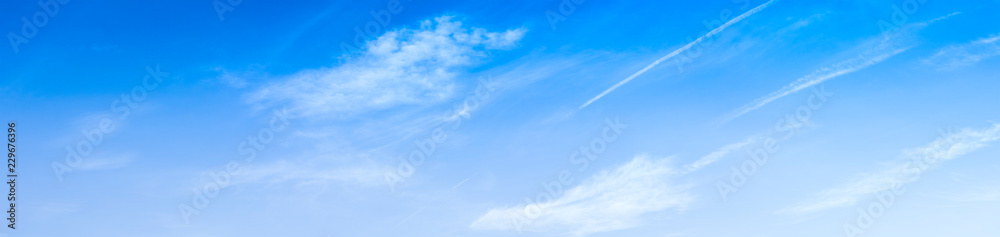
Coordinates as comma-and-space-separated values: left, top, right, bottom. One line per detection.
578, 0, 777, 109
718, 13, 962, 124
470, 155, 691, 236
682, 136, 760, 174
925, 33, 1000, 70
718, 42, 911, 123
780, 124, 1000, 215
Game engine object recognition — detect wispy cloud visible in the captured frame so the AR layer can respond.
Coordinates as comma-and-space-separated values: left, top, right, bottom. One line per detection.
682, 136, 760, 174
717, 13, 961, 123
718, 40, 911, 123
925, 33, 1000, 70
76, 154, 133, 171
579, 0, 777, 109
249, 16, 526, 117
36, 202, 80, 220
213, 65, 268, 89
232, 160, 390, 188
780, 124, 1000, 215
470, 155, 692, 236
946, 187, 1000, 202
925, 12, 962, 25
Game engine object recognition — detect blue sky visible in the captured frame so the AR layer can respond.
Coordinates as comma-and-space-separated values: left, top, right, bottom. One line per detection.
3, 0, 1000, 236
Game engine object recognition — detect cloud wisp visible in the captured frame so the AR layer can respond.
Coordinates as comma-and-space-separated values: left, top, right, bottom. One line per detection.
249, 16, 526, 117
578, 0, 777, 109
469, 134, 772, 235
780, 124, 1000, 215
470, 155, 692, 236
682, 136, 760, 174
75, 154, 134, 171
925, 33, 1000, 70
231, 160, 390, 188
718, 41, 910, 123
717, 13, 966, 124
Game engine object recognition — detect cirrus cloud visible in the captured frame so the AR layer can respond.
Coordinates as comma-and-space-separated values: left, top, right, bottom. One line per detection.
249, 16, 526, 117
471, 156, 692, 236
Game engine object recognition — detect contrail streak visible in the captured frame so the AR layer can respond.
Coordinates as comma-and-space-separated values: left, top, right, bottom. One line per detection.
579, 0, 778, 109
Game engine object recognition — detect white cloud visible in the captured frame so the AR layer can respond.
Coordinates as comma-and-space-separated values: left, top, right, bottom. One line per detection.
925, 34, 1000, 70
578, 0, 777, 109
470, 155, 692, 236
250, 16, 526, 117
780, 124, 1000, 215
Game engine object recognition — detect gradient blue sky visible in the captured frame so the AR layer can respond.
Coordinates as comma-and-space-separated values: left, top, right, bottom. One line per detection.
3, 0, 1000, 236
